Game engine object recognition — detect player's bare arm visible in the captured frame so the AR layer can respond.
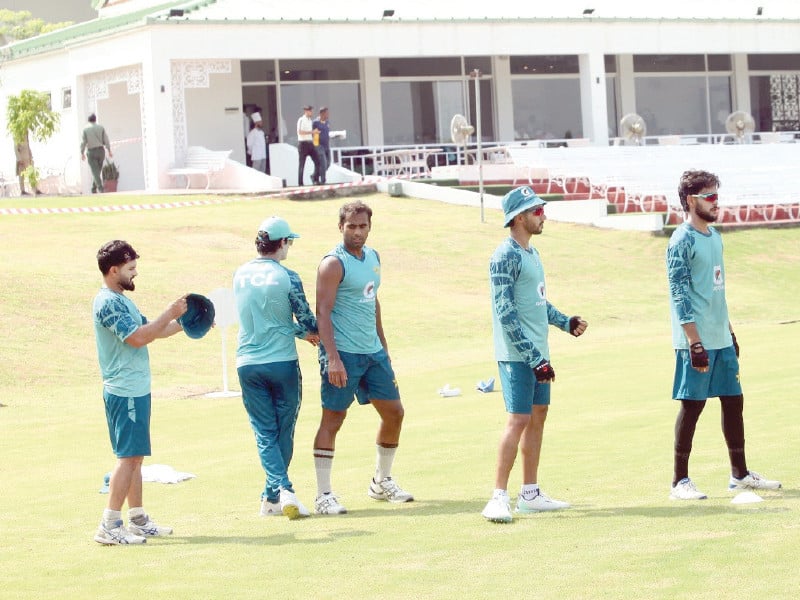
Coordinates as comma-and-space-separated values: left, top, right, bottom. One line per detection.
316, 255, 347, 387
126, 295, 188, 347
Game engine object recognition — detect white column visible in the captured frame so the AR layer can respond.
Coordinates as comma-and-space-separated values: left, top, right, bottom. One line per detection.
141, 38, 175, 191
579, 52, 609, 146
361, 58, 383, 146
617, 54, 636, 133
731, 53, 751, 115
492, 55, 514, 142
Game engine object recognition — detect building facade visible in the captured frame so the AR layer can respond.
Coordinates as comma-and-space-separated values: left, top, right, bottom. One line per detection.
2, 0, 799, 192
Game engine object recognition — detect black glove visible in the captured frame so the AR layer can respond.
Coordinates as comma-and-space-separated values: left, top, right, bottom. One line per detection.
569, 316, 583, 336
533, 360, 555, 382
690, 342, 709, 369
731, 332, 739, 358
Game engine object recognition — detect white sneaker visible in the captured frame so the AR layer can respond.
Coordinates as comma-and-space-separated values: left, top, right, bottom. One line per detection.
128, 514, 173, 537
482, 490, 512, 523
670, 477, 708, 500
729, 471, 781, 491
259, 498, 282, 517
315, 492, 347, 515
516, 489, 570, 513
94, 519, 147, 545
279, 489, 310, 520
368, 477, 414, 503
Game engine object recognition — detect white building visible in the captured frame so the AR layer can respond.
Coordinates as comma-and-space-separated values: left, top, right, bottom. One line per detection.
2, 0, 799, 193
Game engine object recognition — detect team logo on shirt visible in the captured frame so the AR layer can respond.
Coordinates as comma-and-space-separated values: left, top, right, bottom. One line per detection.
363, 281, 376, 300
537, 282, 546, 300
713, 265, 724, 290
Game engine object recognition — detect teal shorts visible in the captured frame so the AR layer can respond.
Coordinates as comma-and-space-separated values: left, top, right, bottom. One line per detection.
320, 348, 400, 411
672, 345, 742, 400
103, 391, 152, 457
498, 361, 551, 414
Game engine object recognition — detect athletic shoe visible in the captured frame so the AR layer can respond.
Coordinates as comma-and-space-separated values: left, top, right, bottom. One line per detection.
279, 489, 310, 520
368, 477, 414, 503
128, 514, 173, 537
670, 477, 707, 500
315, 492, 348, 515
515, 490, 570, 513
259, 499, 282, 517
728, 471, 782, 491
482, 490, 512, 523
94, 519, 147, 545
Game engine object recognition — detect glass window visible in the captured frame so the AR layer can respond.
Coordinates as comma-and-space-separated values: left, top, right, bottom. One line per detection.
380, 57, 461, 77
510, 55, 579, 75
241, 60, 276, 82
707, 55, 732, 71
511, 78, 582, 140
633, 55, 705, 72
708, 76, 732, 134
634, 76, 710, 135
468, 78, 496, 142
606, 76, 618, 137
380, 80, 463, 144
747, 54, 800, 71
280, 83, 362, 145
604, 55, 617, 73
464, 56, 492, 75
279, 59, 360, 81
750, 74, 800, 131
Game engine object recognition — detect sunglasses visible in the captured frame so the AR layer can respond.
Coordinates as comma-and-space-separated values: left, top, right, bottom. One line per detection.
693, 192, 718, 202
525, 206, 545, 216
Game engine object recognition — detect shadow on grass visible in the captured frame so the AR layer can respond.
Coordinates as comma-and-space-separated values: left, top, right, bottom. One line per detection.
164, 528, 375, 546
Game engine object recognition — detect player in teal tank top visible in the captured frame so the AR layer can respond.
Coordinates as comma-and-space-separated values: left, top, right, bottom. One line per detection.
665, 170, 780, 501
312, 200, 414, 516
234, 217, 319, 519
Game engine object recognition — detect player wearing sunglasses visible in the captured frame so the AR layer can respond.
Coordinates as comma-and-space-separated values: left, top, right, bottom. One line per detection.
482, 186, 588, 522
666, 170, 780, 500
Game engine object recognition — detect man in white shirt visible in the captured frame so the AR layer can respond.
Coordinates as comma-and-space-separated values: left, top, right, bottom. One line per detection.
246, 112, 267, 173
296, 105, 319, 186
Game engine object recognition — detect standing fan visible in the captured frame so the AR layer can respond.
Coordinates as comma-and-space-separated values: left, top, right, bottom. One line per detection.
620, 113, 646, 145
725, 111, 755, 143
450, 114, 475, 164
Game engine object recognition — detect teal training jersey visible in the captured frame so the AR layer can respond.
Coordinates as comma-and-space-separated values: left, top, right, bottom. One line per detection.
93, 287, 151, 397
234, 257, 317, 367
666, 223, 732, 350
490, 238, 569, 367
327, 243, 383, 354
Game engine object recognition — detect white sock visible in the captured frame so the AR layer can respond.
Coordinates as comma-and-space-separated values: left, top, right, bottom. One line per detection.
520, 483, 540, 498
375, 445, 397, 482
128, 506, 146, 524
102, 508, 121, 527
314, 449, 334, 497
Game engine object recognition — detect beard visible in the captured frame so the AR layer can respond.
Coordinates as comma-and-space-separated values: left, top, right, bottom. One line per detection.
696, 205, 718, 223
120, 277, 136, 291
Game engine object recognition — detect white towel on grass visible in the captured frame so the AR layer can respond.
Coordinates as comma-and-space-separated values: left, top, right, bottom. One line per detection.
141, 464, 196, 484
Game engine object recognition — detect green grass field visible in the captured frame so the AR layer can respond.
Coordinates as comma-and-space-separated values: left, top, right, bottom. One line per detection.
1, 193, 798, 599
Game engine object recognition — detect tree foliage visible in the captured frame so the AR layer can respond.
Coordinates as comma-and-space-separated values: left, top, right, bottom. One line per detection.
0, 9, 73, 42
6, 89, 60, 144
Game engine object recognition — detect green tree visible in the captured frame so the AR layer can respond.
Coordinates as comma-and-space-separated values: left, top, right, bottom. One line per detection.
0, 10, 73, 42
7, 89, 60, 192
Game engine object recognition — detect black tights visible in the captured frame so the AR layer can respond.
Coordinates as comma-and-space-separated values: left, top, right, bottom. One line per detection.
673, 395, 747, 486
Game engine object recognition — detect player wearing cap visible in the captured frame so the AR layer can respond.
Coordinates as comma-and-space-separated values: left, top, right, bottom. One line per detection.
234, 217, 319, 519
312, 200, 414, 515
296, 105, 321, 185
666, 169, 781, 500
92, 240, 188, 544
482, 187, 588, 523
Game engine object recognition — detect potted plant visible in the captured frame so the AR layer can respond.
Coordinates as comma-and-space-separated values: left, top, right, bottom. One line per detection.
102, 160, 119, 192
